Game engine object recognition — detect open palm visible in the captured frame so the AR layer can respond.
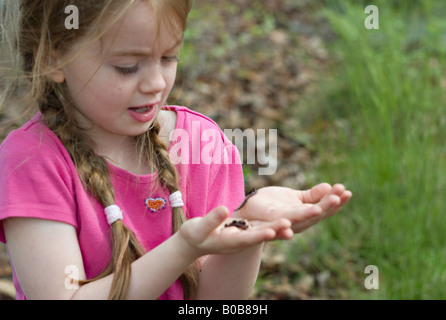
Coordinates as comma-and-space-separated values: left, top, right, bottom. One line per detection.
234, 183, 352, 233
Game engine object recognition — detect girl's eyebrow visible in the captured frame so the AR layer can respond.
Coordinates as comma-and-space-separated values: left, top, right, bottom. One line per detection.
111, 49, 151, 57
110, 39, 183, 57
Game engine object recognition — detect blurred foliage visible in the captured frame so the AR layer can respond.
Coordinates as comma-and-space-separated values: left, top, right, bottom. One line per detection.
295, 0, 446, 299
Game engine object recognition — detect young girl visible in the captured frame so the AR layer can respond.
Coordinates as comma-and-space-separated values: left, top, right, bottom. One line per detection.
0, 0, 352, 300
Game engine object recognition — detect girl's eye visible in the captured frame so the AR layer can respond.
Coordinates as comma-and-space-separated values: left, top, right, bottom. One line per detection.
162, 55, 179, 63
114, 65, 139, 76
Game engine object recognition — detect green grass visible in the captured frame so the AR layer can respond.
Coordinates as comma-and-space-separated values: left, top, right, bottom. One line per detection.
291, 0, 446, 299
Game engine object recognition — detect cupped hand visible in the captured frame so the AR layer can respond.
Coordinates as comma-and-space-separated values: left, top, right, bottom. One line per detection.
234, 183, 352, 234
178, 206, 293, 258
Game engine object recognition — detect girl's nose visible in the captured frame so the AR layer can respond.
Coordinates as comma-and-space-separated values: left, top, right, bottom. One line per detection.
138, 63, 166, 94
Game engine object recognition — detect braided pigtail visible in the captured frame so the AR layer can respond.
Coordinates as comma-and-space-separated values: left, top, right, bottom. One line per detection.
41, 88, 146, 300
136, 119, 200, 300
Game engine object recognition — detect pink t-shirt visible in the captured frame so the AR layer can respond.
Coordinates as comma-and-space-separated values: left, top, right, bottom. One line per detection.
0, 106, 245, 300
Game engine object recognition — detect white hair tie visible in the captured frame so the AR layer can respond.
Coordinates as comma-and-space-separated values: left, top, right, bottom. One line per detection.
104, 205, 123, 225
169, 191, 184, 208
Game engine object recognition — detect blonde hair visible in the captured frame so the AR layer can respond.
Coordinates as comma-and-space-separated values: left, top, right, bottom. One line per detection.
1, 0, 198, 299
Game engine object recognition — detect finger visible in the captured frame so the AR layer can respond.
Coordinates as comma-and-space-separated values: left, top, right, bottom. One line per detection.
189, 206, 230, 242
324, 189, 353, 218
324, 194, 342, 208
292, 218, 320, 233
313, 184, 345, 212
321, 185, 350, 215
290, 187, 351, 233
229, 227, 277, 244
331, 184, 346, 197
281, 196, 336, 230
263, 204, 321, 235
244, 218, 292, 242
249, 217, 291, 229
270, 202, 321, 226
299, 183, 332, 204
341, 190, 353, 203
304, 183, 346, 207
275, 227, 295, 240
216, 224, 275, 250
248, 218, 291, 238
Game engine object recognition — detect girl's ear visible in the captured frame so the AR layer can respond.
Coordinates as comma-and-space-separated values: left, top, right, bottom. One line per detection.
46, 51, 66, 84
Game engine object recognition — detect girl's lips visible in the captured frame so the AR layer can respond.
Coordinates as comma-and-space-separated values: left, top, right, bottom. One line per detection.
128, 103, 158, 123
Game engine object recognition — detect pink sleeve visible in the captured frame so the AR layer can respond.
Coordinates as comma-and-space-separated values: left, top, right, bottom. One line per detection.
0, 130, 78, 243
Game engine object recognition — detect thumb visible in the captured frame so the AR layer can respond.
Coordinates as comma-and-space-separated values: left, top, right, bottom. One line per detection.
187, 206, 230, 243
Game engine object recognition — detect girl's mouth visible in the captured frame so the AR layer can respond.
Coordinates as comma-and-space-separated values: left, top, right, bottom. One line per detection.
131, 106, 151, 113
128, 103, 159, 122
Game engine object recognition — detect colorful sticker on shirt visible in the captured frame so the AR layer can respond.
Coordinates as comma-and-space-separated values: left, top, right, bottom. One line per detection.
145, 197, 167, 212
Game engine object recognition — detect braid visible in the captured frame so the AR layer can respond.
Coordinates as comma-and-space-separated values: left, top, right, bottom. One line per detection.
44, 89, 199, 299
41, 87, 145, 300
137, 119, 200, 300
42, 83, 198, 299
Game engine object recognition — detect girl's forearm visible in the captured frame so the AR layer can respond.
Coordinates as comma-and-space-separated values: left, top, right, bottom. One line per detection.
71, 232, 198, 300
195, 243, 264, 300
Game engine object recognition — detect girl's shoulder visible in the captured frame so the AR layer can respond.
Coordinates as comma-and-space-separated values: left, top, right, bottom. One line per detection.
165, 105, 223, 129
164, 105, 231, 145
0, 113, 71, 166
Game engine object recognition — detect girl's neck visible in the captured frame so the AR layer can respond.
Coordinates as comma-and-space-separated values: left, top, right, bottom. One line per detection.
95, 136, 154, 175
91, 110, 177, 175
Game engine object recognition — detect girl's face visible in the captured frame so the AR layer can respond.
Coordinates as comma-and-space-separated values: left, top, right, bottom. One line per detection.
56, 1, 181, 145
